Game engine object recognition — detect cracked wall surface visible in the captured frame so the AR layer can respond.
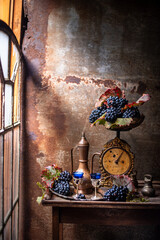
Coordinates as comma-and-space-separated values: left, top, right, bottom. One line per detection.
21, 0, 160, 239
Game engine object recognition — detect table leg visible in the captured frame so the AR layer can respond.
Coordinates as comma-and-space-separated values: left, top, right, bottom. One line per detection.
59, 223, 63, 240
52, 207, 62, 240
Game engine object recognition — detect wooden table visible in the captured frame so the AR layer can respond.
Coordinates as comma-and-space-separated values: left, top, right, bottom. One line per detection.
42, 183, 160, 240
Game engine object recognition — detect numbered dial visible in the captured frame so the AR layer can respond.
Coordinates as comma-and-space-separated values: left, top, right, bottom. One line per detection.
101, 147, 131, 175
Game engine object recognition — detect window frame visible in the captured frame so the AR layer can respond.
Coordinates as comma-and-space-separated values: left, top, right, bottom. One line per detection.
0, 19, 22, 240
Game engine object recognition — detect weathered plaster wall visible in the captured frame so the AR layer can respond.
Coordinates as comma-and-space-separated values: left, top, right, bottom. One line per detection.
21, 0, 160, 239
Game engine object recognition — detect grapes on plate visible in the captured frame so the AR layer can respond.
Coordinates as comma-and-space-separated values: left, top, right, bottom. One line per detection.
103, 185, 129, 202
52, 171, 72, 196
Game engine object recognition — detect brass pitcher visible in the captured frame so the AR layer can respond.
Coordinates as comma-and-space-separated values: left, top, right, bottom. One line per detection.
71, 132, 93, 194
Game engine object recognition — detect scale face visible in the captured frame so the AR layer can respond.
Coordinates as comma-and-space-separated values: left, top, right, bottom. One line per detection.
99, 137, 134, 186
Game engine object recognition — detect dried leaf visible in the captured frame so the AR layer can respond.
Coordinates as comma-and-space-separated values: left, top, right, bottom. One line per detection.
95, 86, 122, 107
112, 175, 135, 192
123, 94, 151, 110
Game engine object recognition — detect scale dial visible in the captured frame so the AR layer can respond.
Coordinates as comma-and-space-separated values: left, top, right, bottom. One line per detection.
102, 147, 131, 175
99, 137, 134, 186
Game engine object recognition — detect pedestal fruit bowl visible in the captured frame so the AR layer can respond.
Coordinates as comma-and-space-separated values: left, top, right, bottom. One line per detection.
89, 86, 150, 131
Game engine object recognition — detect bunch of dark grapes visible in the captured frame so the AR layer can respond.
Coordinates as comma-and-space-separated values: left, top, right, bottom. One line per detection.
105, 107, 118, 122
105, 97, 129, 122
105, 105, 123, 122
89, 104, 107, 123
122, 107, 140, 118
52, 171, 72, 196
89, 94, 141, 124
58, 170, 72, 182
77, 193, 86, 200
107, 96, 128, 108
103, 185, 129, 202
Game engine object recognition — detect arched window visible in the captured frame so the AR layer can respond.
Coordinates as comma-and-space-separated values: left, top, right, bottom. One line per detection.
0, 20, 22, 240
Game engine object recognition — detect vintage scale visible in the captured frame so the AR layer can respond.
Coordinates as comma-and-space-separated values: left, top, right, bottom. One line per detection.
90, 87, 150, 187
91, 129, 141, 187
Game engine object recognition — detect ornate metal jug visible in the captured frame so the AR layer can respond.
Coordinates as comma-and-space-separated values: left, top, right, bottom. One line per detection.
71, 132, 93, 194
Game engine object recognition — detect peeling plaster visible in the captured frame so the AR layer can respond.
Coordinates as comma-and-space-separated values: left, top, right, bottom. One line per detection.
36, 152, 47, 168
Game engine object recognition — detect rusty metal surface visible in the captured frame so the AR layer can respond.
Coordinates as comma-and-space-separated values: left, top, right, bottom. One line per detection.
21, 0, 160, 239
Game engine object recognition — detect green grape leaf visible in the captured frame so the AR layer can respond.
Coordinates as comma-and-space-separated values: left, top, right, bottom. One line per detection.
36, 164, 62, 204
36, 192, 45, 205
104, 118, 133, 129
91, 113, 106, 126
36, 182, 46, 191
114, 118, 133, 126
98, 118, 106, 125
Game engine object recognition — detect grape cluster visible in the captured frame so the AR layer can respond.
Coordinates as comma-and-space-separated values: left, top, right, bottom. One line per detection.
58, 170, 72, 182
107, 96, 128, 108
103, 185, 129, 201
89, 94, 141, 124
89, 104, 107, 123
77, 193, 86, 200
105, 96, 129, 122
105, 107, 122, 123
122, 107, 140, 118
52, 171, 72, 196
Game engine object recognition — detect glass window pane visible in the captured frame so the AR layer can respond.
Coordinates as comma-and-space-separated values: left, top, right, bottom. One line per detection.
10, 43, 20, 81
4, 131, 12, 219
5, 84, 12, 127
0, 31, 9, 79
4, 218, 11, 240
0, 136, 3, 229
12, 203, 18, 240
13, 126, 19, 201
14, 69, 20, 123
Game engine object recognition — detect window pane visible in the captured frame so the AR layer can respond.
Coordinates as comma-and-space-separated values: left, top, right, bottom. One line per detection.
0, 135, 3, 229
12, 203, 18, 240
13, 126, 19, 202
10, 42, 20, 81
14, 69, 20, 123
5, 84, 12, 127
0, 31, 9, 79
4, 131, 12, 219
4, 218, 11, 240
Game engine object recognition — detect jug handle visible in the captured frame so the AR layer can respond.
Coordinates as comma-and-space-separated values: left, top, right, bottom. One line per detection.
91, 152, 100, 173
71, 146, 78, 173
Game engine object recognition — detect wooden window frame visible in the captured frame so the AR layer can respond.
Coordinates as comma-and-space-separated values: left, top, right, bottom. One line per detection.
0, 20, 22, 240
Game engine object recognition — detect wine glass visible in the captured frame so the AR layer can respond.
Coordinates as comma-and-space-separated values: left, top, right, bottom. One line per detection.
72, 171, 84, 198
90, 173, 101, 200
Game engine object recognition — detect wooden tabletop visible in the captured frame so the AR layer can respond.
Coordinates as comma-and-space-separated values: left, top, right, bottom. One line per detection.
42, 182, 160, 210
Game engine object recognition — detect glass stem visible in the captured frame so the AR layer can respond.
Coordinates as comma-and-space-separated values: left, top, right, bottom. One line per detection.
95, 184, 97, 198
76, 184, 79, 196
